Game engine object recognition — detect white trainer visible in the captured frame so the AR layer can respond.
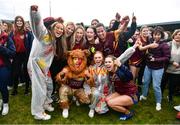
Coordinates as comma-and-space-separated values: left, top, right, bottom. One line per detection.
156, 103, 161, 111
88, 109, 95, 118
62, 109, 69, 118
34, 112, 51, 120
2, 103, 9, 115
76, 100, 80, 106
44, 104, 54, 112
7, 86, 13, 90
139, 95, 147, 101
0, 99, 2, 111
72, 96, 76, 101
174, 105, 180, 112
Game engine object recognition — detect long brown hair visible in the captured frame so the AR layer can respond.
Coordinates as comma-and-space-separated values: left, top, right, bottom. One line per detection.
14, 16, 25, 34
52, 23, 67, 59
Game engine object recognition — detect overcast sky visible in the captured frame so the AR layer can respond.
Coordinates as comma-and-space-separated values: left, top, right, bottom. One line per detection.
0, 0, 180, 26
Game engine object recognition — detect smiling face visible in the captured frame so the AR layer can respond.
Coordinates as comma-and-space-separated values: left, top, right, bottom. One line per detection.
75, 28, 84, 43
94, 52, 103, 67
153, 32, 162, 42
66, 24, 75, 37
140, 27, 149, 39
15, 17, 24, 29
174, 31, 180, 43
2, 22, 8, 32
91, 19, 99, 27
53, 23, 64, 38
104, 57, 114, 72
67, 49, 88, 73
72, 57, 83, 68
96, 26, 106, 41
86, 27, 95, 41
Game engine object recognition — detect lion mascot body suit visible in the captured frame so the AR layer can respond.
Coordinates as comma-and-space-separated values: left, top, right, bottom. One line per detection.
56, 49, 93, 118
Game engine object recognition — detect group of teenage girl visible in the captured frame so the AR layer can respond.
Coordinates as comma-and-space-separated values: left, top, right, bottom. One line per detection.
0, 4, 180, 121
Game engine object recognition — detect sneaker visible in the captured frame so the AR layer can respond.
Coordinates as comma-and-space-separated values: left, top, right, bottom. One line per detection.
88, 109, 95, 118
156, 103, 161, 111
34, 112, 51, 120
7, 86, 13, 90
18, 82, 25, 87
139, 95, 147, 101
176, 112, 180, 119
51, 94, 59, 103
62, 109, 69, 118
119, 111, 134, 120
174, 105, 180, 112
2, 103, 9, 115
44, 104, 54, 112
0, 99, 2, 111
76, 100, 80, 106
72, 96, 76, 101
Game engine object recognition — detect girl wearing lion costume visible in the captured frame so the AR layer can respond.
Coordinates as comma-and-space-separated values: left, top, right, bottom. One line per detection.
56, 49, 93, 118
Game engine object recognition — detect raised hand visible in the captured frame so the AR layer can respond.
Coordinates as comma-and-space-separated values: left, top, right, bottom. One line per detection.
31, 5, 38, 11
56, 17, 64, 23
115, 12, 121, 21
132, 12, 136, 22
121, 16, 130, 24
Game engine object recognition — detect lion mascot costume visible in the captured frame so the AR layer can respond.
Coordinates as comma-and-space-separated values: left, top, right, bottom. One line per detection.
56, 49, 93, 118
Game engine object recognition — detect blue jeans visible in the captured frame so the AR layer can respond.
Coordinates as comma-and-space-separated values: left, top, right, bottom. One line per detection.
0, 66, 11, 103
142, 66, 164, 103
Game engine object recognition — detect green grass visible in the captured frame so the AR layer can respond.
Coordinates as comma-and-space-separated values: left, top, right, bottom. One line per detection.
0, 86, 180, 124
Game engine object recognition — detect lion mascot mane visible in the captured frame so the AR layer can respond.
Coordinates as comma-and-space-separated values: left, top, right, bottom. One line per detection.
56, 49, 93, 118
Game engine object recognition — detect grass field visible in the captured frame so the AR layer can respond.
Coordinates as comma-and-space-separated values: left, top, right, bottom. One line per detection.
0, 86, 180, 124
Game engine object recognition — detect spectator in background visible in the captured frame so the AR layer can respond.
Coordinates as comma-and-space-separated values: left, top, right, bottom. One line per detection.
91, 19, 99, 28
0, 25, 16, 115
164, 31, 172, 42
2, 21, 13, 35
166, 29, 180, 103
10, 16, 34, 96
108, 19, 116, 30
106, 12, 121, 32
24, 21, 32, 32
117, 14, 137, 55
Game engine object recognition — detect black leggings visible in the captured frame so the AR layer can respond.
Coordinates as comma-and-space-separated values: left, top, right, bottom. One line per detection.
0, 66, 10, 103
167, 73, 180, 101
12, 53, 30, 91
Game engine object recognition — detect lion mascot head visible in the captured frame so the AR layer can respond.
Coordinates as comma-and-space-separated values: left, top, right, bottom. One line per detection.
67, 49, 90, 74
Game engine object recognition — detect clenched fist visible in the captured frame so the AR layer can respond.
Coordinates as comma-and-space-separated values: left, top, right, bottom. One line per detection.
31, 5, 38, 11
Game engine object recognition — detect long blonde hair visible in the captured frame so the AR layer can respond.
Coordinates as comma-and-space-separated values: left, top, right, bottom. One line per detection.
70, 25, 86, 50
51, 22, 67, 59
